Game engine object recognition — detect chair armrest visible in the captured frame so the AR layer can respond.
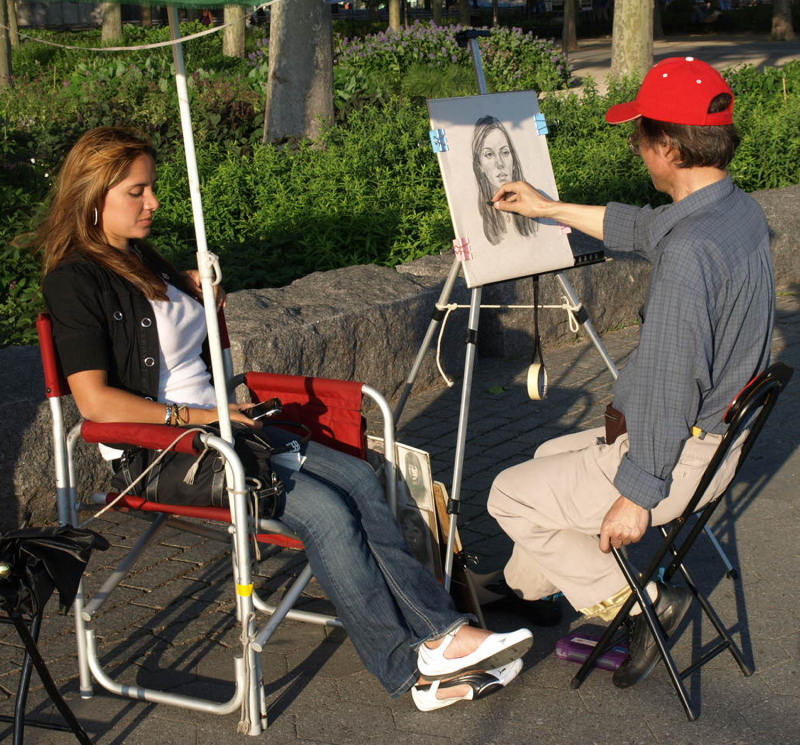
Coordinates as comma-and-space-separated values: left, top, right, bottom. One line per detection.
81, 421, 202, 454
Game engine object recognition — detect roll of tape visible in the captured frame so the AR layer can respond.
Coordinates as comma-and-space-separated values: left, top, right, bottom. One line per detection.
527, 363, 548, 400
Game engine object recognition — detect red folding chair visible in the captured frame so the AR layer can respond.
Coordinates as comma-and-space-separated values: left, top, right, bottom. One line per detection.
37, 312, 397, 736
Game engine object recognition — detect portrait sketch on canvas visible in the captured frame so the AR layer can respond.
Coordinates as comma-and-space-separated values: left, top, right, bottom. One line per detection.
397, 443, 435, 513
428, 91, 574, 288
398, 505, 442, 580
367, 438, 442, 579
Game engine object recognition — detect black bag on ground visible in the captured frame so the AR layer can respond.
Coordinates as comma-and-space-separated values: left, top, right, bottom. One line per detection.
0, 526, 109, 617
110, 422, 289, 519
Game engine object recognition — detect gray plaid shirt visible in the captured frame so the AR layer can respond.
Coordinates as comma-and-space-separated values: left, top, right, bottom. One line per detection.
604, 176, 774, 509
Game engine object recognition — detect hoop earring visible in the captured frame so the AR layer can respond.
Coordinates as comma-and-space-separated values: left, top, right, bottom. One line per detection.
93, 208, 98, 226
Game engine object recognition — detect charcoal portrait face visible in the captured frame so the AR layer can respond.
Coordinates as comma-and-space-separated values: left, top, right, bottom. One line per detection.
472, 115, 536, 246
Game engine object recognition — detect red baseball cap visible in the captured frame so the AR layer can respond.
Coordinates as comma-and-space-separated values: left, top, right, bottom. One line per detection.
605, 56, 734, 126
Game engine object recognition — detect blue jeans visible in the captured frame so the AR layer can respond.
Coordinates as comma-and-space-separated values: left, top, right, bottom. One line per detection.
270, 436, 469, 697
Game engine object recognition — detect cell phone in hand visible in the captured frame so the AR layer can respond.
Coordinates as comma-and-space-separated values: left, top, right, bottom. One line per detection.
242, 397, 282, 420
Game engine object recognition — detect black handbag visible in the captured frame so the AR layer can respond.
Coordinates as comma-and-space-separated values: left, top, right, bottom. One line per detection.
110, 422, 309, 519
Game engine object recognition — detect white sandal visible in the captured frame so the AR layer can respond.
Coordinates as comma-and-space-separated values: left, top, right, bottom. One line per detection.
411, 658, 523, 712
417, 626, 532, 680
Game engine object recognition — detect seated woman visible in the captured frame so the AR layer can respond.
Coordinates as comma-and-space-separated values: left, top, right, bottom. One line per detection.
39, 127, 533, 712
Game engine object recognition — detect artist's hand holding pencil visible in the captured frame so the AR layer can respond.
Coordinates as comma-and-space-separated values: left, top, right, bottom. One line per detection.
490, 180, 556, 219
490, 180, 607, 241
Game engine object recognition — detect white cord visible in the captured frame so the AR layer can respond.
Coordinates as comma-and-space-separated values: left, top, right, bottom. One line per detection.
0, 2, 278, 53
79, 427, 206, 527
236, 610, 257, 734
433, 295, 582, 386
435, 302, 458, 388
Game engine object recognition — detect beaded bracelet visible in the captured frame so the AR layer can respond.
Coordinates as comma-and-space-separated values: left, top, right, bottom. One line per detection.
164, 403, 174, 426
175, 404, 189, 426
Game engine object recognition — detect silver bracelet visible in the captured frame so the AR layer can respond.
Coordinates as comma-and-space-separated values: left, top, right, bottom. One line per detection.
164, 403, 174, 426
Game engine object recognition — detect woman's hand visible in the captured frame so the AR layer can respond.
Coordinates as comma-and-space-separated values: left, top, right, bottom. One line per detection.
184, 269, 226, 309
186, 403, 263, 430
228, 403, 263, 429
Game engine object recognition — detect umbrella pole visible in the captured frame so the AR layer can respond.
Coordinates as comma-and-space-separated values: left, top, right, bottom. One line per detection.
166, 16, 262, 737
166, 8, 233, 445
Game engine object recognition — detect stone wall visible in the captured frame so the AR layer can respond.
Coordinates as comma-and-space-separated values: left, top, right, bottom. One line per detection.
1, 185, 797, 531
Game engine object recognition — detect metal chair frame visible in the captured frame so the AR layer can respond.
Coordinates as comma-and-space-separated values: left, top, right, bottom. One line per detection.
38, 313, 397, 736
570, 362, 794, 721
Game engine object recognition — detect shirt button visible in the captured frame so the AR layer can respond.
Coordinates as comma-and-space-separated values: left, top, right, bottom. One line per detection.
113, 311, 124, 321
141, 318, 152, 328
143, 357, 155, 367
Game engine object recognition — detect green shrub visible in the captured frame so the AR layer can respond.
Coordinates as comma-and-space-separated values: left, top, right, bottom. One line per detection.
541, 78, 659, 207
3, 22, 800, 348
335, 21, 572, 93
150, 97, 450, 289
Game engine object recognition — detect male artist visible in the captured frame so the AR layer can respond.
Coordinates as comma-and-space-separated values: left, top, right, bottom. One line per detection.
486, 57, 775, 687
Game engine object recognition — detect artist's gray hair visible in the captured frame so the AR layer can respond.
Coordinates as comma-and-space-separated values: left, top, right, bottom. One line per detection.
635, 94, 740, 169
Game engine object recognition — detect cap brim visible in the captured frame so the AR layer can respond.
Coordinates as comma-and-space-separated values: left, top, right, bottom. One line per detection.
605, 101, 641, 125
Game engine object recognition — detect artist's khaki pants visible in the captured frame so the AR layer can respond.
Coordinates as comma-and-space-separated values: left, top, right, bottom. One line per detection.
487, 426, 738, 611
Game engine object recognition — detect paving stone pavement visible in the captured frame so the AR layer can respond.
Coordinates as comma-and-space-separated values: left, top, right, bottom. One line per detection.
2, 290, 797, 745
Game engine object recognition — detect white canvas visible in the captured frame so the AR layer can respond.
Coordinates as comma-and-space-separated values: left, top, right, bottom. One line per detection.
428, 91, 574, 288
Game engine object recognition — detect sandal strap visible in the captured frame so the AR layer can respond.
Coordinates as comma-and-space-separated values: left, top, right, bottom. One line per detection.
415, 670, 501, 694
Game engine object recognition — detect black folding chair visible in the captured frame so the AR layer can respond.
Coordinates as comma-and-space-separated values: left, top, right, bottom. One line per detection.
570, 362, 794, 721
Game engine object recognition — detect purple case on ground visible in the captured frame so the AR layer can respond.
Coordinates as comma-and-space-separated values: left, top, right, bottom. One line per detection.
555, 632, 629, 672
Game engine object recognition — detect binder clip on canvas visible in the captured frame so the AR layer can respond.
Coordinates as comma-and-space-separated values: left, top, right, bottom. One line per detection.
429, 128, 449, 154
452, 236, 473, 262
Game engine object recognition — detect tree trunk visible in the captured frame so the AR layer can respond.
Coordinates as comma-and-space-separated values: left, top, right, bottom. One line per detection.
0, 0, 12, 88
101, 3, 123, 44
389, 0, 401, 30
263, 0, 334, 144
141, 5, 153, 29
459, 0, 471, 26
771, 0, 796, 41
563, 0, 579, 53
432, 0, 442, 25
610, 0, 653, 80
223, 5, 246, 58
367, 0, 380, 22
7, 0, 19, 48
653, 0, 664, 41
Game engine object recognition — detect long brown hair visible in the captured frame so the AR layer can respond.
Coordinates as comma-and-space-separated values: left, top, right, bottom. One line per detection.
40, 127, 173, 301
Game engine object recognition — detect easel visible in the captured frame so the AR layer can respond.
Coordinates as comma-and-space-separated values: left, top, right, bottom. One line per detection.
395, 29, 735, 589
393, 30, 619, 589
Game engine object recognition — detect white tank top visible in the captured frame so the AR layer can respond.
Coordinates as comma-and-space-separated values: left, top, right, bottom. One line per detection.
151, 283, 216, 407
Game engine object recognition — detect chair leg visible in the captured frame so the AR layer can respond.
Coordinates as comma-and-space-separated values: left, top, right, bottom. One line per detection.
11, 612, 41, 745
3, 614, 93, 745
633, 591, 698, 722
572, 548, 699, 721
570, 595, 633, 690
702, 525, 738, 580
670, 558, 753, 677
